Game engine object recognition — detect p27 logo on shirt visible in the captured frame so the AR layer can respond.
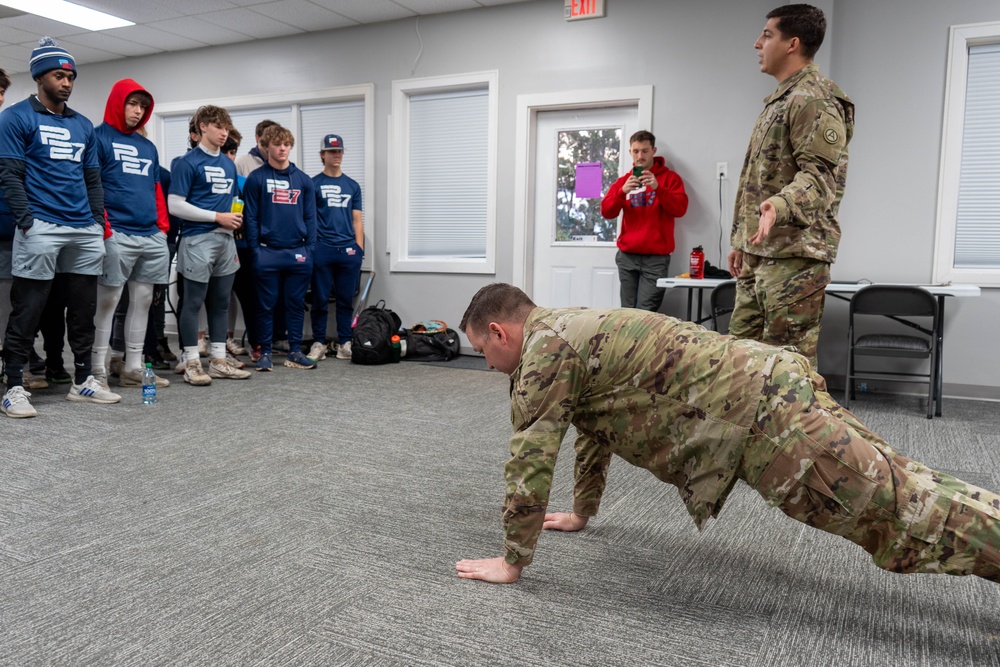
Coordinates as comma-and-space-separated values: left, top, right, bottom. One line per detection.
112, 143, 152, 176
266, 178, 300, 205
203, 166, 233, 194
40, 125, 85, 162
320, 185, 352, 208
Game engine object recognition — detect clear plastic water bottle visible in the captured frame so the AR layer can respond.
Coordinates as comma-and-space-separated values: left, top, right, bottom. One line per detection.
142, 362, 157, 404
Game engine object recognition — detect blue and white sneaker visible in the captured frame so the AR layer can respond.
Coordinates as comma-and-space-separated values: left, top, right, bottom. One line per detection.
255, 352, 273, 372
284, 350, 316, 369
67, 375, 123, 404
2, 386, 37, 418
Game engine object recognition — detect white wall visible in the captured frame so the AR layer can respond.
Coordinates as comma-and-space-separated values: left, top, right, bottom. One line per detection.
6, 0, 998, 395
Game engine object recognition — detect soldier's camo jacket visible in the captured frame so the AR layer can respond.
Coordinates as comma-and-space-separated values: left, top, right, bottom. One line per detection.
502, 307, 781, 566
731, 64, 854, 263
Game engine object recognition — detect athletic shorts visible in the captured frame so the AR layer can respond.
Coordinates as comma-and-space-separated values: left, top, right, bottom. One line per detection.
100, 231, 170, 287
177, 231, 239, 283
11, 219, 105, 280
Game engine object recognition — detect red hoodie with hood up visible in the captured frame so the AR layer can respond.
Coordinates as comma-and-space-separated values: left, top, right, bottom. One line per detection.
98, 78, 169, 237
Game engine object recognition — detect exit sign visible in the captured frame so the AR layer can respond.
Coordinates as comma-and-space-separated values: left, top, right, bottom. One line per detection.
565, 0, 605, 21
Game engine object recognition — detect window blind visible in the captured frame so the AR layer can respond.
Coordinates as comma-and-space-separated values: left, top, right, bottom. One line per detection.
407, 89, 489, 258
954, 43, 1000, 268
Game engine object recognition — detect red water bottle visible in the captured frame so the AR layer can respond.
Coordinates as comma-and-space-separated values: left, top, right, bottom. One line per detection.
689, 245, 705, 279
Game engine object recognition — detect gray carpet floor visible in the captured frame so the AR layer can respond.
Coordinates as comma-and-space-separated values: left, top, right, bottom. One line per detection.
1, 353, 998, 666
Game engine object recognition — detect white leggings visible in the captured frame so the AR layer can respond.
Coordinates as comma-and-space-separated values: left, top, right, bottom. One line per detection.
93, 281, 155, 375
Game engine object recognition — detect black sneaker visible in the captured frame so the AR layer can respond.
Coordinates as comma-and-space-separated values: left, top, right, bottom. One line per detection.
29, 349, 45, 374
45, 366, 73, 384
156, 338, 178, 362
145, 354, 171, 371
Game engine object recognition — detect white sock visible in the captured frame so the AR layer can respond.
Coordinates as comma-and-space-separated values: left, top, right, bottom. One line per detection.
211, 342, 226, 360
183, 346, 200, 363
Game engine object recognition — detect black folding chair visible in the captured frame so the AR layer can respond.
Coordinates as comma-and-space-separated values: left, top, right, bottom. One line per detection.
845, 285, 938, 419
710, 280, 737, 334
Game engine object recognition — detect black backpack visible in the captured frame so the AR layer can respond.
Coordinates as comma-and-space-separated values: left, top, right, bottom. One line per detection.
351, 300, 402, 365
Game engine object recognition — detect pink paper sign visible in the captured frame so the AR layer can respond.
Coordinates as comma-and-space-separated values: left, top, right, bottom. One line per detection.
575, 162, 603, 199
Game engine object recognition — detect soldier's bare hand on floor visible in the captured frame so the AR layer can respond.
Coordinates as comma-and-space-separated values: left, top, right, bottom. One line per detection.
455, 556, 522, 583
542, 512, 589, 532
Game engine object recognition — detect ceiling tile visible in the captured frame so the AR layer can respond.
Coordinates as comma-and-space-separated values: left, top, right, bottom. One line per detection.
1, 14, 90, 39
392, 0, 481, 14
101, 24, 209, 51
249, 1, 358, 32
59, 32, 164, 58
0, 23, 39, 45
144, 16, 255, 44
198, 7, 306, 39
308, 0, 417, 24
77, 1, 185, 22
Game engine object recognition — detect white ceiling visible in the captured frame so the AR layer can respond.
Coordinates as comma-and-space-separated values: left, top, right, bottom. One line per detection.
0, 0, 536, 74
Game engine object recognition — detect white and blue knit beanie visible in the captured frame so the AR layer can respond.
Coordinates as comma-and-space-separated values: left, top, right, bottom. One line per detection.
29, 37, 77, 79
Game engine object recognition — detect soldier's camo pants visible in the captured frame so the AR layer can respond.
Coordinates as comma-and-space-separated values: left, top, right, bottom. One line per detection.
740, 353, 1000, 582
730, 254, 829, 367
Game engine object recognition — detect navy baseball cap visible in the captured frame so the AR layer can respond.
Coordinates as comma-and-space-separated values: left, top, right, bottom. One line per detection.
321, 134, 345, 151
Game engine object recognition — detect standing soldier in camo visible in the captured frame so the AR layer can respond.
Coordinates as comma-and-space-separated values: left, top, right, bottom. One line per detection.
728, 4, 854, 368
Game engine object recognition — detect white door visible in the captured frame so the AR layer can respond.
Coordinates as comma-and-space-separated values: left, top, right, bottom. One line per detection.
532, 106, 639, 308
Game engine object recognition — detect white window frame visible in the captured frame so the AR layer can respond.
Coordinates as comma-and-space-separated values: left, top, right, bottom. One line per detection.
148, 84, 374, 268
934, 21, 1000, 286
388, 71, 498, 274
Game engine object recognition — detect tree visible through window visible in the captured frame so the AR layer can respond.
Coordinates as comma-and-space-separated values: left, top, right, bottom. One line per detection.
555, 128, 621, 242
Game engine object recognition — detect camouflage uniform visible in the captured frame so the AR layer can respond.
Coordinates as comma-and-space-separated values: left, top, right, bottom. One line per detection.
502, 307, 999, 583
730, 64, 854, 366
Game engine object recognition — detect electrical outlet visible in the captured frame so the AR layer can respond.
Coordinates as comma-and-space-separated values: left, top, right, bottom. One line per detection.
716, 162, 728, 180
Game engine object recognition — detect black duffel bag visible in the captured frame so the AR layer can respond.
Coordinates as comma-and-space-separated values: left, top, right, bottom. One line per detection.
402, 328, 461, 362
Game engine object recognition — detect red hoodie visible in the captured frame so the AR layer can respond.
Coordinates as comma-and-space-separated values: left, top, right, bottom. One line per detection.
601, 156, 688, 255
100, 78, 169, 236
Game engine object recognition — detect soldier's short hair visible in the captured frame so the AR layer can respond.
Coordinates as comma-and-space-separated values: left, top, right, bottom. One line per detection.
629, 130, 656, 147
767, 4, 826, 59
0, 68, 10, 92
193, 105, 233, 133
460, 283, 536, 336
260, 124, 294, 148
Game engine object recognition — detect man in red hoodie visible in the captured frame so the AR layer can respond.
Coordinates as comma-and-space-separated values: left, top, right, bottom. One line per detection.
91, 78, 171, 390
601, 130, 688, 312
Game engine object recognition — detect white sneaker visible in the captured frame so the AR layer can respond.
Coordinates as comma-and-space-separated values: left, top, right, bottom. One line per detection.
109, 358, 125, 378
198, 337, 209, 357
226, 337, 247, 356
208, 357, 251, 380
183, 359, 212, 386
174, 359, 188, 375
336, 341, 353, 360
93, 373, 110, 390
226, 354, 246, 369
308, 341, 327, 361
120, 368, 170, 388
68, 375, 123, 404
2, 386, 37, 418
272, 339, 290, 352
